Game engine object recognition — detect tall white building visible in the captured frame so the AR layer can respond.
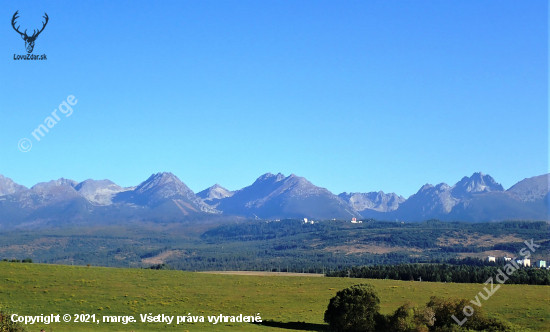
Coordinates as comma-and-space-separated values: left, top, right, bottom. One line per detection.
516, 259, 531, 267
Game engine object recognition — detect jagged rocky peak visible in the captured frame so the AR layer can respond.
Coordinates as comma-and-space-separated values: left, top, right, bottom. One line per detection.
275, 173, 286, 181
256, 172, 286, 182
0, 175, 28, 196
418, 183, 435, 192
286, 173, 313, 186
130, 172, 218, 213
403, 181, 458, 215
451, 172, 504, 198
75, 179, 121, 191
135, 172, 191, 195
197, 184, 234, 201
31, 178, 79, 192
412, 182, 451, 197
339, 191, 405, 212
74, 179, 124, 206
435, 183, 451, 191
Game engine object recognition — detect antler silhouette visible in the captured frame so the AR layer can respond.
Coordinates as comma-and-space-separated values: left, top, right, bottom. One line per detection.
11, 11, 49, 53
30, 13, 49, 38
11, 10, 26, 37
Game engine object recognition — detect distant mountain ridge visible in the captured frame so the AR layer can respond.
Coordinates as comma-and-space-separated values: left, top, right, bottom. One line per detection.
451, 173, 505, 198
367, 172, 547, 222
74, 179, 125, 206
210, 173, 360, 220
507, 174, 549, 202
0, 171, 547, 227
197, 184, 234, 201
338, 191, 405, 212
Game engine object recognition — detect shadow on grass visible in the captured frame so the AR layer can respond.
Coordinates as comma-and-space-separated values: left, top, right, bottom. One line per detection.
254, 320, 331, 331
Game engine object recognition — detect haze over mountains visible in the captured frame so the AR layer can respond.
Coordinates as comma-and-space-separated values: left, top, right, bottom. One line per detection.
0, 172, 547, 227
206, 173, 360, 220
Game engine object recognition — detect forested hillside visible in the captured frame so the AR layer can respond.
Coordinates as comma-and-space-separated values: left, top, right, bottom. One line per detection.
0, 219, 547, 272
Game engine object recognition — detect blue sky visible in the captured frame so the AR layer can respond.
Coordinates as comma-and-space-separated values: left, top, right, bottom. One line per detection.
0, 0, 547, 197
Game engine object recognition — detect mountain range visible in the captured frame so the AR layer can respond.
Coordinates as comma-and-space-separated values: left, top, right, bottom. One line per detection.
0, 172, 547, 227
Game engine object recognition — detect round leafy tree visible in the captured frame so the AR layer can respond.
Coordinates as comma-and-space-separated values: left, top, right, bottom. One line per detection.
0, 305, 27, 332
324, 284, 381, 332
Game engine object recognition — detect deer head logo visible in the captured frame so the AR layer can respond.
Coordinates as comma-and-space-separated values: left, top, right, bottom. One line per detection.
12, 11, 49, 54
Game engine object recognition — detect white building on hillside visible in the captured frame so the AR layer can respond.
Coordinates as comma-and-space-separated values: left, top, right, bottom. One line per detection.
535, 260, 546, 268
487, 256, 496, 263
516, 259, 531, 267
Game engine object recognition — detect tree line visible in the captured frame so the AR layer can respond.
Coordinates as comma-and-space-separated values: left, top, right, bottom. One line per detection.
326, 262, 550, 285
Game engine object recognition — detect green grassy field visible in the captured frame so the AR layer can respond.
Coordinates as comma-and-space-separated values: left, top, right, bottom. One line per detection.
0, 263, 548, 331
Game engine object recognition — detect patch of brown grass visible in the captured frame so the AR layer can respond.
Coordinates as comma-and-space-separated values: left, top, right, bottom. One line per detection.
437, 232, 524, 247
141, 250, 184, 265
324, 244, 419, 255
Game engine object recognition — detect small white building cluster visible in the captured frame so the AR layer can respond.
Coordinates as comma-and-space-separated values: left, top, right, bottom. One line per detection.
303, 218, 314, 224
350, 218, 362, 224
515, 259, 531, 267
487, 255, 547, 269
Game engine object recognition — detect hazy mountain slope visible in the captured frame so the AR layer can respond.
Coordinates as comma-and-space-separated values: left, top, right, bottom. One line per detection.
26, 178, 81, 206
446, 192, 548, 222
444, 173, 549, 222
0, 173, 219, 227
0, 175, 28, 196
74, 179, 127, 206
390, 183, 458, 221
507, 174, 549, 202
197, 184, 234, 201
115, 172, 218, 214
390, 173, 548, 222
339, 191, 405, 213
451, 172, 504, 199
0, 172, 548, 225
213, 173, 359, 219
0, 178, 91, 227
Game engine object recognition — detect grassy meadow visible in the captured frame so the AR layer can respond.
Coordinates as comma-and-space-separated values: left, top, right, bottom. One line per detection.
0, 263, 548, 331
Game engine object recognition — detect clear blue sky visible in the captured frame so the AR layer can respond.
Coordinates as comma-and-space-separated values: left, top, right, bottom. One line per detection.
0, 0, 547, 197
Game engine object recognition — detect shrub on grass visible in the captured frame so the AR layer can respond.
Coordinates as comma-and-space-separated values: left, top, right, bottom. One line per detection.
148, 264, 172, 270
324, 284, 381, 332
325, 288, 527, 332
385, 302, 435, 332
0, 306, 27, 332
425, 296, 514, 332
